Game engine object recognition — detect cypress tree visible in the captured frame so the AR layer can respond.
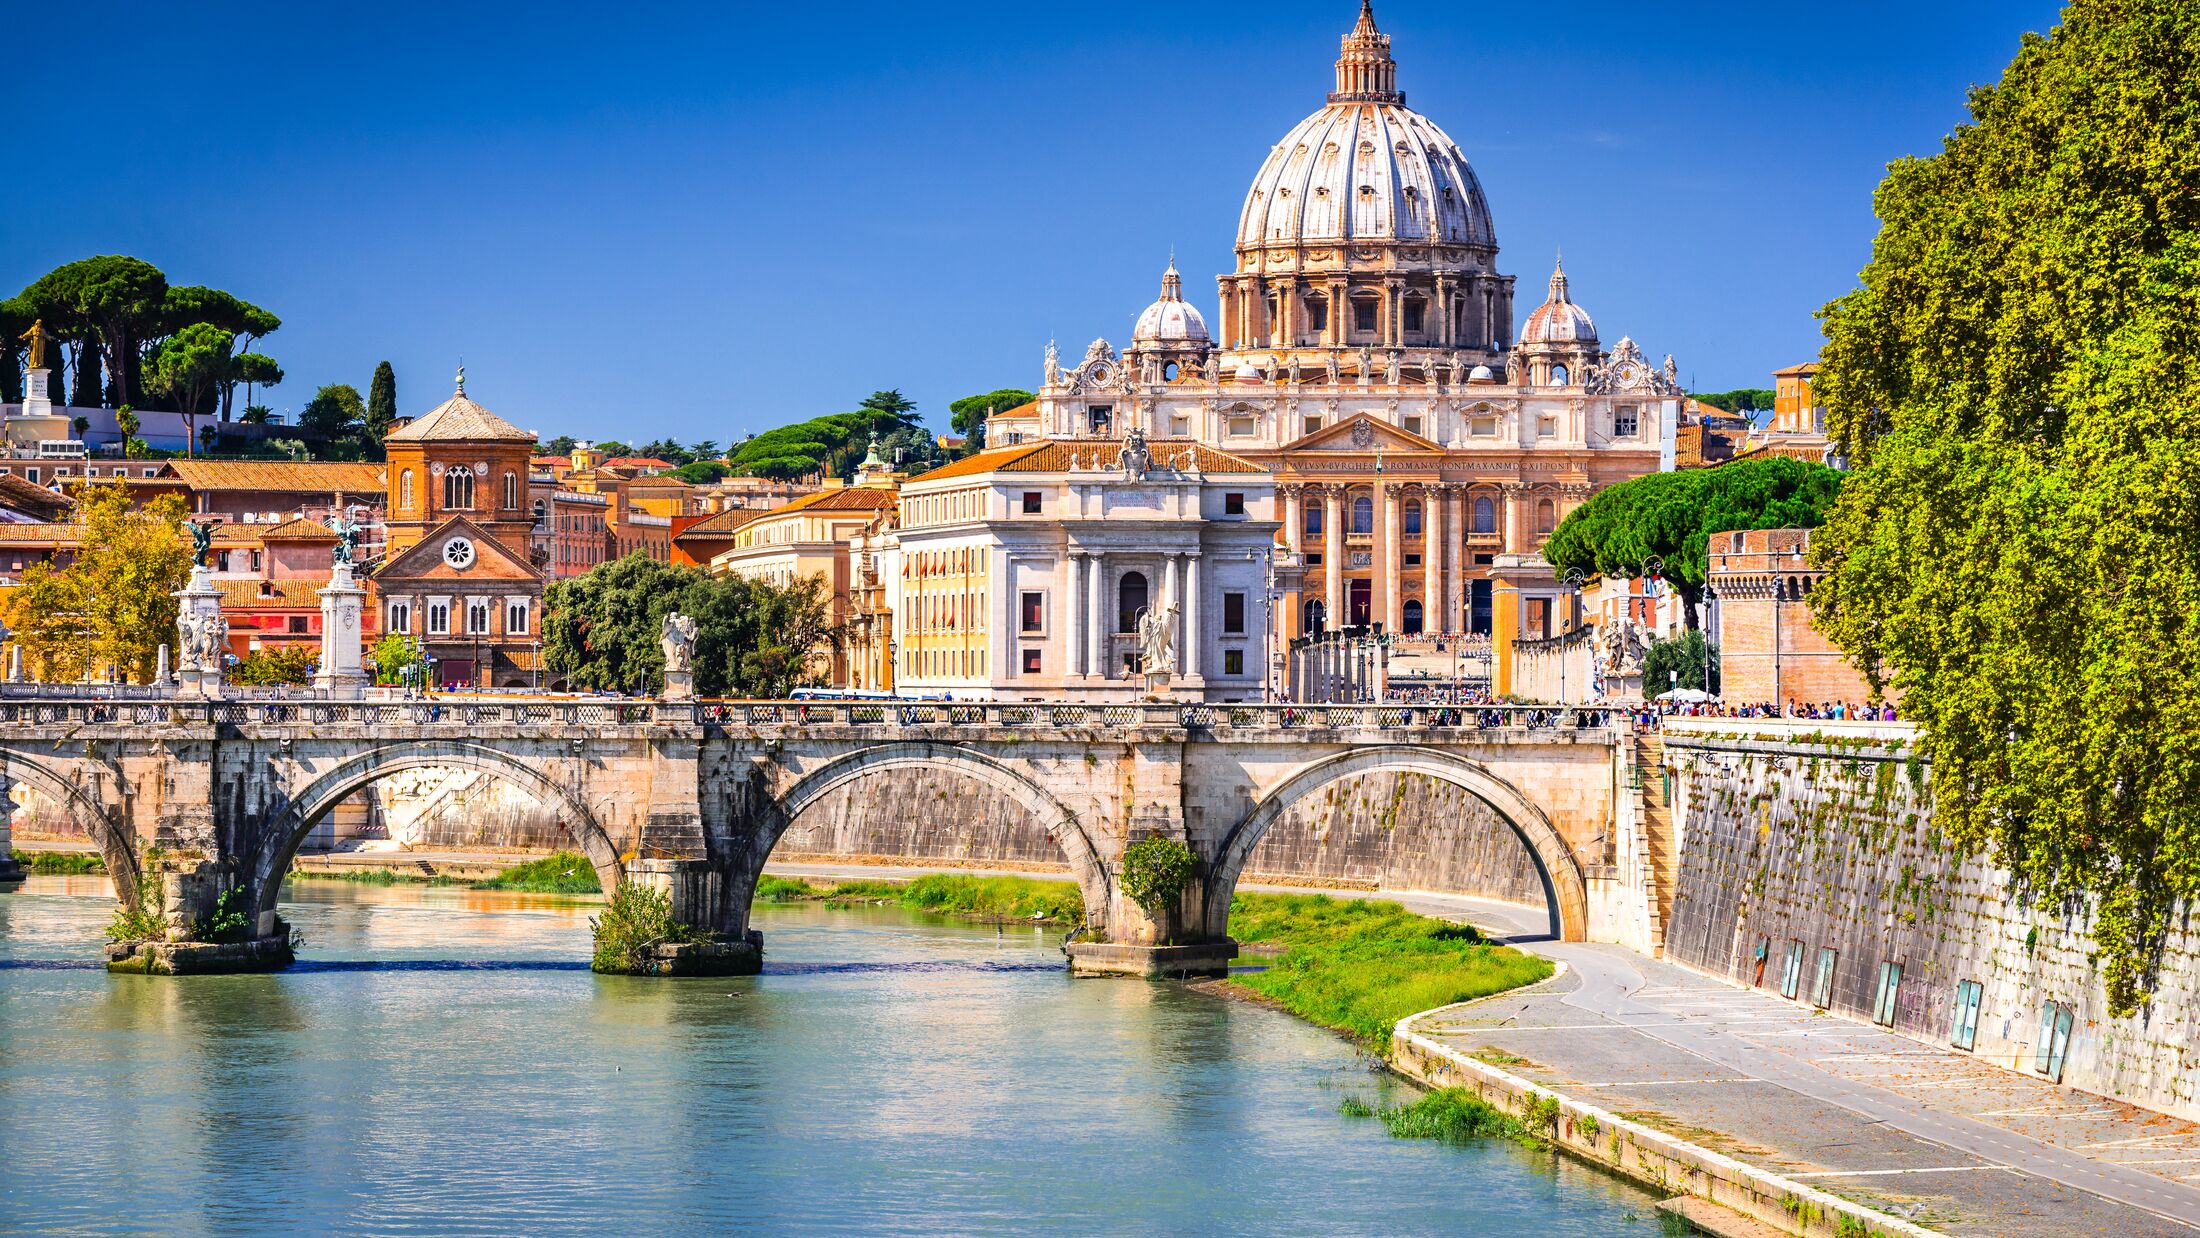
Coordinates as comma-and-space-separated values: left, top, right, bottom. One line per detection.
366, 360, 397, 442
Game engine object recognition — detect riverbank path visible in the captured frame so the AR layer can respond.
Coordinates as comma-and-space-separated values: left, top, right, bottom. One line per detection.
1399, 893, 2200, 1237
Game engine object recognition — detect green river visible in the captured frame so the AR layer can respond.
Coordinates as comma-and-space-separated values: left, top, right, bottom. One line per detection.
0, 876, 1685, 1235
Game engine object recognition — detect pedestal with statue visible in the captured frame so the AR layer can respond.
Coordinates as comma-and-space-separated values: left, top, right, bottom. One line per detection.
660, 612, 697, 702
1136, 603, 1181, 699
174, 521, 228, 699
313, 518, 369, 698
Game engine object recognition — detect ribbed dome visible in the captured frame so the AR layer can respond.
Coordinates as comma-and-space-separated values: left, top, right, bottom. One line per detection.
1236, 4, 1495, 252
1133, 260, 1210, 344
1520, 259, 1597, 345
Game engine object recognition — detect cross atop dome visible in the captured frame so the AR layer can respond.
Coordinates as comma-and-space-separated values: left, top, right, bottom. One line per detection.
1331, 0, 1400, 104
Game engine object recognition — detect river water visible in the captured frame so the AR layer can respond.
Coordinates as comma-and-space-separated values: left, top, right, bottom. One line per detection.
0, 878, 1680, 1236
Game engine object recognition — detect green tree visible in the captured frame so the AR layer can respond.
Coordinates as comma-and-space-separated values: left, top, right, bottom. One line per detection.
1543, 456, 1843, 627
68, 339, 102, 408
230, 645, 317, 686
543, 435, 578, 456
1641, 630, 1718, 696
674, 460, 730, 485
114, 406, 140, 457
1691, 388, 1776, 414
369, 632, 427, 686
366, 360, 398, 443
688, 439, 721, 461
1807, 0, 2200, 1015
299, 382, 366, 440
859, 389, 916, 418
1, 478, 190, 682
949, 387, 1034, 451
20, 256, 168, 406
159, 285, 279, 418
0, 296, 30, 403
543, 553, 840, 697
230, 353, 283, 414
146, 323, 235, 454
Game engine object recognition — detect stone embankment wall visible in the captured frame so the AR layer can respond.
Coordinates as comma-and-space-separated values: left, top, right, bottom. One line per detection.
1662, 721, 2199, 1122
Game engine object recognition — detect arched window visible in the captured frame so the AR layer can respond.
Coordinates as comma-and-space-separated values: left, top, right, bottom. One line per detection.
503, 471, 518, 510
1535, 499, 1557, 534
1304, 502, 1324, 536
444, 466, 474, 511
1402, 599, 1424, 635
399, 469, 414, 511
1473, 496, 1496, 533
1350, 494, 1374, 535
1117, 571, 1149, 634
1550, 364, 1570, 387
531, 498, 547, 524
1304, 599, 1327, 633
1403, 500, 1423, 536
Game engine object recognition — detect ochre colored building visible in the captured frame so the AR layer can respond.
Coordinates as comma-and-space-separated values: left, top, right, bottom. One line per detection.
1708, 528, 1888, 708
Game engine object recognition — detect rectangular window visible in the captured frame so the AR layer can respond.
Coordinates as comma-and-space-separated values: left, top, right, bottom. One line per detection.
1872, 961, 1903, 1026
1403, 416, 1423, 438
1223, 648, 1245, 676
2035, 1002, 2074, 1080
1020, 591, 1043, 633
1404, 300, 1425, 333
1223, 592, 1247, 635
1022, 491, 1041, 514
1536, 416, 1557, 439
1227, 416, 1256, 437
1305, 553, 1322, 566
1614, 406, 1638, 437
1302, 415, 1322, 437
1021, 648, 1042, 674
1779, 941, 1805, 1000
287, 616, 309, 634
1087, 405, 1111, 433
1223, 492, 1245, 516
1471, 416, 1499, 437
1951, 981, 1983, 1051
24, 469, 37, 484
1404, 553, 1421, 567
1353, 300, 1377, 332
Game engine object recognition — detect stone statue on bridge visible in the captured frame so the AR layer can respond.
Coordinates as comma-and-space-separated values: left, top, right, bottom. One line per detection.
1136, 602, 1179, 680
177, 608, 228, 673
186, 520, 214, 569
660, 611, 698, 700
330, 515, 361, 567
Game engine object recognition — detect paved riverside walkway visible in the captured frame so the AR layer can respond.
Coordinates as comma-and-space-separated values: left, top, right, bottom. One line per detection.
1396, 894, 2200, 1237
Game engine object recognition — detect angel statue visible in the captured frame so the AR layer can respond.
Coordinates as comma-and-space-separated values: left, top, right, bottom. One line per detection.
330, 515, 362, 566
1043, 340, 1062, 386
1136, 602, 1180, 678
187, 520, 214, 568
660, 611, 699, 675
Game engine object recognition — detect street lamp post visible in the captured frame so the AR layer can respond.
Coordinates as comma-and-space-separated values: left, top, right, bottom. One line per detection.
1560, 567, 1584, 704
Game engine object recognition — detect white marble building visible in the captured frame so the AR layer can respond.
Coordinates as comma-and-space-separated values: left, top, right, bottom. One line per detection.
894, 431, 1283, 701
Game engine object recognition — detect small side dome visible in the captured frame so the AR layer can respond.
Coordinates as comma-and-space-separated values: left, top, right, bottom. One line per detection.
1469, 364, 1495, 382
1234, 362, 1264, 382
1519, 257, 1598, 346
1132, 259, 1211, 345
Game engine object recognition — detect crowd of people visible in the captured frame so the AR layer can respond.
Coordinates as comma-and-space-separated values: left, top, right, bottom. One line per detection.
1631, 698, 1900, 729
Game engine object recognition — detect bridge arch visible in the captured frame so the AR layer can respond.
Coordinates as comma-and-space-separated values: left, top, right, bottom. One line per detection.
1209, 746, 1588, 942
0, 751, 139, 905
764, 742, 1111, 926
250, 741, 622, 922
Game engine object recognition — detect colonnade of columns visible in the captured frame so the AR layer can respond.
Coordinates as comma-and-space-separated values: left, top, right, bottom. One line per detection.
1219, 271, 1511, 354
1064, 549, 1206, 682
1280, 480, 1572, 638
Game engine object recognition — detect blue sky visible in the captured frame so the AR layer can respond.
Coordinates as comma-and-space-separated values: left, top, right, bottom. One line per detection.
8, 1, 2061, 442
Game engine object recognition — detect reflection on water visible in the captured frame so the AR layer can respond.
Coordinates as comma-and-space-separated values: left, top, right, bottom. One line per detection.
0, 877, 1675, 1237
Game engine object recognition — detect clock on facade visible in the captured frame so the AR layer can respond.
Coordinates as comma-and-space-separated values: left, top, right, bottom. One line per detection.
442, 538, 476, 569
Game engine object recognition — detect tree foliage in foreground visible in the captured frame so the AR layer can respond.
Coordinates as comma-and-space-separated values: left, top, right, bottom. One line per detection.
542, 553, 840, 698
1, 479, 191, 683
1807, 0, 2200, 1014
1641, 630, 1718, 696
229, 645, 317, 686
1543, 456, 1843, 625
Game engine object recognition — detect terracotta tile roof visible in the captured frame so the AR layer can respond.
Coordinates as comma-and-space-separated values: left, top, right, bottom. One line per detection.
0, 474, 73, 518
1772, 361, 1821, 377
385, 389, 536, 443
0, 522, 278, 547
256, 517, 337, 541
675, 508, 765, 538
908, 440, 1264, 482
160, 460, 388, 494
768, 486, 901, 514
218, 579, 322, 608
600, 456, 676, 471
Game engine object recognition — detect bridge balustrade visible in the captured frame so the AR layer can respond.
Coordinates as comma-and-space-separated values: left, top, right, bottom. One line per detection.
0, 695, 1617, 736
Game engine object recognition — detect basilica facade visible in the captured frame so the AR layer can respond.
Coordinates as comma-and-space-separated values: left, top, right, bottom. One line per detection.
988, 1, 1682, 668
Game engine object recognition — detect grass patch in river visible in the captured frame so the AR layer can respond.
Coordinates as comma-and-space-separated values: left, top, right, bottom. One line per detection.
1338, 1087, 1530, 1143
11, 849, 106, 874
472, 851, 601, 894
1224, 893, 1554, 1052
755, 872, 1083, 923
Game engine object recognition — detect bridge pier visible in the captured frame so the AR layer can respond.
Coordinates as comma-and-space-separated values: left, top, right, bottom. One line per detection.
104, 857, 294, 975
621, 858, 762, 975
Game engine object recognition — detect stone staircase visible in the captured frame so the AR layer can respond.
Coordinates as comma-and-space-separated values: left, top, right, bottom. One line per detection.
1634, 732, 1678, 955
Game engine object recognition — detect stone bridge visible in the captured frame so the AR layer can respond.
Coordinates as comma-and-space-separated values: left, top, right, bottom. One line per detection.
0, 697, 1648, 975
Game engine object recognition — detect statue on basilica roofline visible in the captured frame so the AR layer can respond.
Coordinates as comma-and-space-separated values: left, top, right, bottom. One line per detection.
1326, 351, 1341, 387
1203, 354, 1218, 383
1450, 352, 1467, 389
1044, 340, 1061, 386
1384, 351, 1401, 386
1116, 426, 1152, 479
